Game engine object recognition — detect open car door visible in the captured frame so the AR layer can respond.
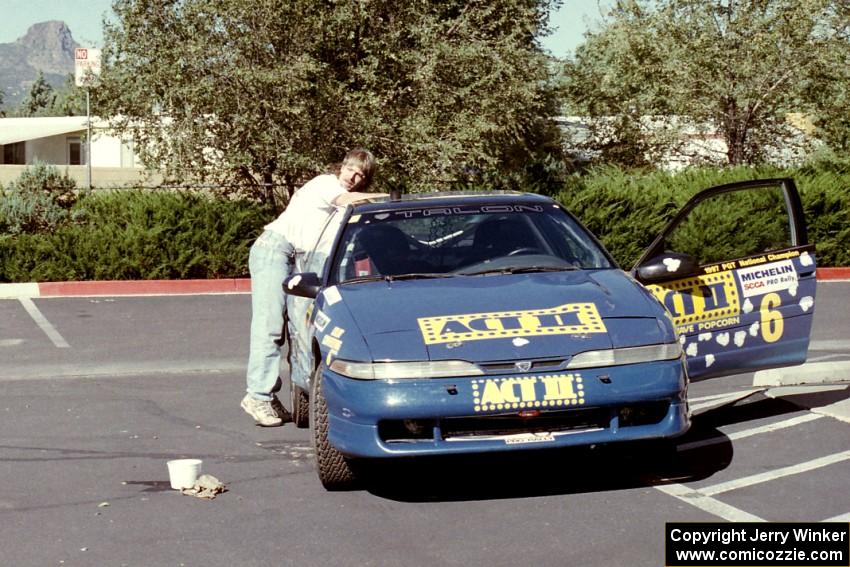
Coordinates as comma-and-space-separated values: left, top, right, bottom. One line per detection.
286, 208, 347, 392
632, 178, 816, 381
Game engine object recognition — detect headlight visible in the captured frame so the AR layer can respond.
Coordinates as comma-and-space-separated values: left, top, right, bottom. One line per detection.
566, 343, 683, 369
329, 359, 484, 380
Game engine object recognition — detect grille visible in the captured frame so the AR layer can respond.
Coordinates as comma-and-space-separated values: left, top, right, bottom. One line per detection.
478, 358, 567, 373
441, 407, 610, 439
377, 401, 670, 444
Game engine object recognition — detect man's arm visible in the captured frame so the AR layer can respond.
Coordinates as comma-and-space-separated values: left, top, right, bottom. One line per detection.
333, 192, 389, 206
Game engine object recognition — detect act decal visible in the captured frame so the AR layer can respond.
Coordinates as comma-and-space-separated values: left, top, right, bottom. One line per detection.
472, 374, 585, 412
418, 303, 606, 345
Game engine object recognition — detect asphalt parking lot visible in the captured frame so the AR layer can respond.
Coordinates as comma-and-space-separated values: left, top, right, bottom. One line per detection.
1, 283, 848, 566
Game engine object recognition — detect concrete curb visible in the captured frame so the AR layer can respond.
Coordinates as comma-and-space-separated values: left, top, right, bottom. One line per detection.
0, 268, 847, 299
817, 267, 850, 281
0, 278, 251, 299
754, 361, 850, 388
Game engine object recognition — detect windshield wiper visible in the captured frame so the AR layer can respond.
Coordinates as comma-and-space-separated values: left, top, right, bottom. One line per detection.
340, 274, 387, 285
386, 272, 455, 281
502, 265, 578, 274
341, 273, 454, 285
460, 265, 578, 276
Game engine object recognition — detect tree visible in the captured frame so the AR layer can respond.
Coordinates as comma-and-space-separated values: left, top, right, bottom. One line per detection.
98, 0, 563, 205
51, 75, 88, 116
9, 74, 86, 117
803, 3, 850, 155
563, 0, 845, 167
17, 72, 57, 117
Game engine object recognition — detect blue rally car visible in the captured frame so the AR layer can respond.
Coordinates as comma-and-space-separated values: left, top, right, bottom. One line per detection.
283, 179, 817, 489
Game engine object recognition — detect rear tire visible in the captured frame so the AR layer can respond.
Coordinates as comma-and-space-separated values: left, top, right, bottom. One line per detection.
290, 380, 310, 429
282, 319, 309, 428
310, 363, 358, 490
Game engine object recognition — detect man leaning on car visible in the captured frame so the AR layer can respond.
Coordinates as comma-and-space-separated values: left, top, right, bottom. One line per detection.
241, 149, 387, 427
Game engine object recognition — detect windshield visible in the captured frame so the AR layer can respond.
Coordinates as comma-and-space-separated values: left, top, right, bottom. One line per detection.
329, 203, 614, 283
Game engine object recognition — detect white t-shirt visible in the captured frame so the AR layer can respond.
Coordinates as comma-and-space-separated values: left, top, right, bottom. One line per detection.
264, 174, 345, 252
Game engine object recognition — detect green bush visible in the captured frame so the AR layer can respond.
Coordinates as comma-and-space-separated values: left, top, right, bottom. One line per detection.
556, 164, 849, 268
0, 162, 846, 283
0, 162, 83, 235
0, 190, 273, 282
795, 169, 850, 268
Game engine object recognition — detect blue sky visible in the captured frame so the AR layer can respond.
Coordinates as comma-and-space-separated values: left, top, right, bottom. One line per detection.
0, 0, 610, 58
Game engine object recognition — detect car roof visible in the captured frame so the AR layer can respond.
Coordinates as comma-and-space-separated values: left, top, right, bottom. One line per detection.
351, 190, 556, 213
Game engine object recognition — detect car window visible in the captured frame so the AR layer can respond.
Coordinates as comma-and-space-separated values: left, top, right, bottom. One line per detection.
304, 209, 344, 276
664, 186, 791, 264
330, 204, 614, 282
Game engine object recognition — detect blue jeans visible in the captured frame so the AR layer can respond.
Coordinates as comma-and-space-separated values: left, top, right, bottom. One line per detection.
246, 230, 295, 401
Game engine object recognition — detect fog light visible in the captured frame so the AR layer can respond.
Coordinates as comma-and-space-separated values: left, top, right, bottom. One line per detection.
378, 419, 436, 442
518, 410, 540, 418
403, 419, 427, 435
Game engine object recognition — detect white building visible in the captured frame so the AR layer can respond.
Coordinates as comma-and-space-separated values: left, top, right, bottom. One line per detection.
557, 114, 818, 170
0, 116, 160, 187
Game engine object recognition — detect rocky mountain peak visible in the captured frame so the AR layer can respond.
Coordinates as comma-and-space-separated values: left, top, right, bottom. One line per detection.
19, 21, 78, 76
0, 20, 80, 106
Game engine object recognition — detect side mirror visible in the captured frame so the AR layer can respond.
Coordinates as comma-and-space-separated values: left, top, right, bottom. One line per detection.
635, 253, 699, 283
283, 272, 321, 299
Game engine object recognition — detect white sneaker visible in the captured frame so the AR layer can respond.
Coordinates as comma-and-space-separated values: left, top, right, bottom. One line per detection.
241, 394, 283, 427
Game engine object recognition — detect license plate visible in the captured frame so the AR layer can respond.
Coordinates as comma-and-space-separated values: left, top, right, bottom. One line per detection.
503, 432, 555, 445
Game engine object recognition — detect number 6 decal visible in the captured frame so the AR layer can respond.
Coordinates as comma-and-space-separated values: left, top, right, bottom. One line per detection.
760, 293, 783, 343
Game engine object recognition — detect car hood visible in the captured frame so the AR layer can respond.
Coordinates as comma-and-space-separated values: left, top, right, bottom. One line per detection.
336, 270, 667, 363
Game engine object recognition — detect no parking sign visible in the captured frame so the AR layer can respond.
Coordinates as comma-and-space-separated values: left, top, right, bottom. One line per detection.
74, 48, 102, 87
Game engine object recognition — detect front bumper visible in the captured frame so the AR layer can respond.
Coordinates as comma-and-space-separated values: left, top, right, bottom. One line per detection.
322, 359, 690, 458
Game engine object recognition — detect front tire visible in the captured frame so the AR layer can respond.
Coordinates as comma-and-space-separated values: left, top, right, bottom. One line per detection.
310, 363, 358, 490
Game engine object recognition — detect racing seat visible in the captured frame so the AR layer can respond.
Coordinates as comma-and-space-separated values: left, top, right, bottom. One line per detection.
468, 216, 538, 264
357, 224, 415, 276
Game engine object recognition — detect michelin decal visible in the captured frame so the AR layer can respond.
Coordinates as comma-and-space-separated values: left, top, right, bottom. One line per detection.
737, 260, 797, 298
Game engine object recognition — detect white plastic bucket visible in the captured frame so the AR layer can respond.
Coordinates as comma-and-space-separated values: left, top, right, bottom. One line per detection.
167, 458, 203, 489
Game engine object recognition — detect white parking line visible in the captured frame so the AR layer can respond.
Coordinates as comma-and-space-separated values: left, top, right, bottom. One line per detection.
809, 354, 850, 363
809, 340, 850, 351
654, 483, 765, 522
18, 298, 70, 348
688, 389, 764, 414
689, 391, 758, 403
655, 404, 850, 521
700, 450, 850, 496
677, 413, 825, 452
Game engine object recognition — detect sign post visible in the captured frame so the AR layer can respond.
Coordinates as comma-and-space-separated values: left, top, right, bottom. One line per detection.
74, 48, 102, 189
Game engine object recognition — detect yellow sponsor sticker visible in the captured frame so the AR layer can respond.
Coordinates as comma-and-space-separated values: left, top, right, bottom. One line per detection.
647, 271, 740, 328
418, 303, 606, 345
472, 374, 585, 412
322, 334, 343, 366
321, 334, 342, 352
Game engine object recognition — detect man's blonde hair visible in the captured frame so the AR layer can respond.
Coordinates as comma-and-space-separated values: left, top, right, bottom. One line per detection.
342, 148, 376, 190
